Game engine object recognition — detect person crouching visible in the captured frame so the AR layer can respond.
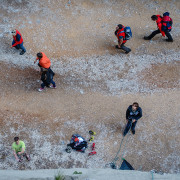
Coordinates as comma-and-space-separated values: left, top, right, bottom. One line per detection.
11, 29, 26, 55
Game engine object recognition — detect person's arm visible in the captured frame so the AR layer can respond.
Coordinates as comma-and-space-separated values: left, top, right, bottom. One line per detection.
134, 108, 142, 121
13, 150, 19, 161
118, 38, 123, 48
12, 34, 21, 47
34, 57, 39, 64
17, 147, 25, 155
126, 107, 130, 121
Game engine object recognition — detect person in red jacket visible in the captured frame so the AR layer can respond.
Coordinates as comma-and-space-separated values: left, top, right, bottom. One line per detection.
144, 12, 173, 42
11, 29, 26, 55
115, 24, 131, 54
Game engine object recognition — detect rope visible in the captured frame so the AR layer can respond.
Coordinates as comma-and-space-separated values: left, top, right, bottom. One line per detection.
109, 136, 125, 168
118, 131, 131, 169
151, 170, 154, 180
107, 121, 132, 169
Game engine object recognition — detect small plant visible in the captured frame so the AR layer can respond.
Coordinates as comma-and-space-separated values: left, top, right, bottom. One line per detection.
54, 171, 65, 180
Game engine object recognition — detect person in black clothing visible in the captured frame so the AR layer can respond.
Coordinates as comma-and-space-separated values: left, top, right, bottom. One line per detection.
123, 102, 142, 136
38, 67, 56, 92
66, 134, 88, 153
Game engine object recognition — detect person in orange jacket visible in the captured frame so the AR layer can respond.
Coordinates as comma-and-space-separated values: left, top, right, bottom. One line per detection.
34, 52, 51, 69
144, 13, 173, 42
11, 29, 26, 55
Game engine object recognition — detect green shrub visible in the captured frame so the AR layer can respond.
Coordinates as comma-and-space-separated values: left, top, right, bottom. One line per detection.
54, 171, 65, 180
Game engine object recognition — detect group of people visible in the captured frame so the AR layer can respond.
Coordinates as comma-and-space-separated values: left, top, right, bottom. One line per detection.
11, 30, 56, 92
10, 12, 171, 162
115, 12, 173, 54
12, 102, 142, 161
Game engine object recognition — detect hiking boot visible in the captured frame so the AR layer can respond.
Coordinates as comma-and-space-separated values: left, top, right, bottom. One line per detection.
125, 49, 131, 54
166, 39, 173, 42
38, 88, 44, 92
49, 85, 56, 89
24, 154, 30, 161
115, 45, 121, 49
144, 36, 151, 40
20, 50, 26, 55
131, 130, 135, 135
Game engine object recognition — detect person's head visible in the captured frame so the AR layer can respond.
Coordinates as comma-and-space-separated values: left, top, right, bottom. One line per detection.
116, 24, 123, 30
163, 12, 169, 17
37, 52, 43, 59
11, 29, 16, 36
14, 137, 19, 145
132, 102, 139, 111
151, 15, 158, 21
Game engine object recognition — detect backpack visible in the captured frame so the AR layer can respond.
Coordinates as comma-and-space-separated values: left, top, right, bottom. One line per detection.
124, 26, 132, 40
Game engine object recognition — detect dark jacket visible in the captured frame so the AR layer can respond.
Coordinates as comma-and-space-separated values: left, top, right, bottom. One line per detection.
41, 68, 55, 87
126, 105, 142, 121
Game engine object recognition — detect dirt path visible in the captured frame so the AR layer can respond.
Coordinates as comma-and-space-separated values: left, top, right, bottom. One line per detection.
0, 0, 180, 173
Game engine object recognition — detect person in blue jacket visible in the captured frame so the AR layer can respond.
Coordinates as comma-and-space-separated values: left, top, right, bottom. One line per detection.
123, 102, 142, 136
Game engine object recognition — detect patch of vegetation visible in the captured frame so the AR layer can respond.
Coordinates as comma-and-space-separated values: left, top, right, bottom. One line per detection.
54, 171, 65, 180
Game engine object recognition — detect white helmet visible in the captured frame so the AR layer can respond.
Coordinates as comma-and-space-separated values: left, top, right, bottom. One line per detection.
11, 29, 16, 36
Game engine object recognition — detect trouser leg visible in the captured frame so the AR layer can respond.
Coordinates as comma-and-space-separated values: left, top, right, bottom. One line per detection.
15, 45, 20, 49
50, 79, 56, 87
123, 120, 132, 136
41, 82, 46, 88
131, 121, 137, 133
120, 43, 131, 54
148, 29, 161, 39
164, 30, 173, 41
19, 42, 26, 52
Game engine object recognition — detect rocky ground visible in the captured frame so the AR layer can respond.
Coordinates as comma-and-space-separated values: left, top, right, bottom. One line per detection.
0, 0, 180, 174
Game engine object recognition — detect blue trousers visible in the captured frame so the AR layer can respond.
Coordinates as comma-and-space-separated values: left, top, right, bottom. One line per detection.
41, 80, 56, 88
12, 41, 26, 52
123, 120, 137, 136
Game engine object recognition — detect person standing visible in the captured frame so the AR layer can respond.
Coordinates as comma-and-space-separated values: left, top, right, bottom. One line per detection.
115, 24, 131, 54
12, 137, 30, 162
11, 29, 26, 55
144, 12, 173, 42
123, 102, 142, 136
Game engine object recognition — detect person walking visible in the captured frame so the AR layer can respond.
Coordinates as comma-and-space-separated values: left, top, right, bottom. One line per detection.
11, 29, 26, 55
34, 52, 51, 69
123, 102, 142, 136
12, 137, 30, 162
115, 24, 131, 54
144, 12, 173, 42
38, 67, 56, 92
